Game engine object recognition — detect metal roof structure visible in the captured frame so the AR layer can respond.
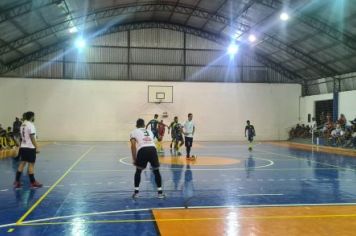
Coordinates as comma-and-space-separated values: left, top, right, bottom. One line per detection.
0, 0, 355, 95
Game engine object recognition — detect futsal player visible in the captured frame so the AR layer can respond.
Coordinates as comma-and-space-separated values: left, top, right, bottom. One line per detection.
14, 111, 42, 189
183, 113, 195, 159
146, 114, 159, 140
173, 122, 184, 156
245, 120, 256, 151
156, 120, 168, 152
168, 116, 178, 150
130, 118, 165, 199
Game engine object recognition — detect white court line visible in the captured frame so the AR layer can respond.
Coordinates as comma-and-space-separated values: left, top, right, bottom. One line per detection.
53, 142, 92, 147
254, 148, 356, 172
0, 189, 8, 192
3, 202, 356, 228
237, 194, 284, 197
119, 156, 274, 171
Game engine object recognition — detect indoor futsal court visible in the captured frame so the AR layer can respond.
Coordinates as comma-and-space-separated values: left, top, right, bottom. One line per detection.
0, 0, 356, 235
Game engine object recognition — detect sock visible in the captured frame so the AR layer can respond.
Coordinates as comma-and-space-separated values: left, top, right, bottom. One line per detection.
153, 169, 162, 190
29, 174, 35, 183
134, 169, 142, 188
157, 187, 163, 194
15, 171, 22, 182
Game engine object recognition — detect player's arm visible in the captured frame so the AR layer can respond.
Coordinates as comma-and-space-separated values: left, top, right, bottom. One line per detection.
244, 126, 247, 137
145, 120, 152, 129
130, 138, 137, 164
192, 125, 195, 136
30, 134, 40, 153
168, 123, 173, 134
252, 126, 256, 136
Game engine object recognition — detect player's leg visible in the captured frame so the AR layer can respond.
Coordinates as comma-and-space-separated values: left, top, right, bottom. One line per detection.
148, 147, 165, 198
28, 162, 42, 188
248, 136, 253, 151
14, 160, 26, 189
185, 137, 192, 158
132, 149, 149, 198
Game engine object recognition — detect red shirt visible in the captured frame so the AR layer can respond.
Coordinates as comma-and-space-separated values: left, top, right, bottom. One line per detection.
158, 123, 165, 136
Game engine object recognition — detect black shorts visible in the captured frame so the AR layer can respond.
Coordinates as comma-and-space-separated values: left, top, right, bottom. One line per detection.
248, 136, 254, 142
175, 135, 184, 142
136, 146, 160, 169
19, 148, 36, 163
185, 137, 193, 147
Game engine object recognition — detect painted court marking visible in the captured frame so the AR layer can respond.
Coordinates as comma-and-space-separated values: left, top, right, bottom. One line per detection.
15, 146, 95, 226
4, 203, 356, 229
2, 143, 356, 231
254, 149, 356, 172
119, 156, 274, 170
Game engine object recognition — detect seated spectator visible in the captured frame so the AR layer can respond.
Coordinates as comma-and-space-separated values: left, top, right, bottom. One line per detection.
322, 118, 334, 138
295, 124, 302, 137
6, 127, 16, 147
331, 122, 345, 138
350, 119, 356, 148
305, 125, 311, 138
289, 127, 296, 139
0, 124, 8, 149
338, 114, 347, 129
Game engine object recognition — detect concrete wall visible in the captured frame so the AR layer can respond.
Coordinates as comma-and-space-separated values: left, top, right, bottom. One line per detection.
300, 90, 356, 125
0, 78, 301, 141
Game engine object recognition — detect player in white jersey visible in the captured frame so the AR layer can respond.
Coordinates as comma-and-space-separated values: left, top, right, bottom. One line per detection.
130, 118, 165, 199
14, 111, 42, 189
183, 113, 196, 159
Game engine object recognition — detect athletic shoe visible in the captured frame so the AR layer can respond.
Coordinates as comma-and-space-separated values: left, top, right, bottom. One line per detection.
132, 192, 139, 199
13, 181, 21, 189
30, 181, 43, 189
157, 193, 166, 199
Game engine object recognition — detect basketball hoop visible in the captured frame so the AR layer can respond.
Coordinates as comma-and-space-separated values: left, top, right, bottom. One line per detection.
155, 99, 162, 104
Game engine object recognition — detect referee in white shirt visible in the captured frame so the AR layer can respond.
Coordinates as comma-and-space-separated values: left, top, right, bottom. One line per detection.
130, 118, 165, 199
14, 111, 42, 189
183, 113, 195, 159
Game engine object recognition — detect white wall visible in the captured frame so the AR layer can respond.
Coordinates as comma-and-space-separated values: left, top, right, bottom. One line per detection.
0, 78, 301, 141
300, 90, 356, 125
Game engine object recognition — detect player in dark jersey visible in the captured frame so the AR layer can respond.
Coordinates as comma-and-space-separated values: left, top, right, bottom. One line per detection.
173, 122, 184, 155
146, 114, 159, 140
245, 120, 256, 151
168, 116, 178, 150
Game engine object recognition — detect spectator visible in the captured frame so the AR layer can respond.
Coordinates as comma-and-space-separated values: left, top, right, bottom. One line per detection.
322, 116, 334, 138
0, 124, 8, 149
13, 117, 22, 139
350, 119, 356, 148
6, 127, 16, 148
331, 122, 345, 140
338, 114, 347, 129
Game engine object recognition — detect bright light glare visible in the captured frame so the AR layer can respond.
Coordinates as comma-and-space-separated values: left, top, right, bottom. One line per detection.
280, 12, 289, 21
69, 27, 78, 33
75, 37, 86, 49
227, 43, 238, 55
248, 34, 256, 42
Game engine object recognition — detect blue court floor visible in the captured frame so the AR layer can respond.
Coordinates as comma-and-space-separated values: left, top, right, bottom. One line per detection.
1, 141, 356, 235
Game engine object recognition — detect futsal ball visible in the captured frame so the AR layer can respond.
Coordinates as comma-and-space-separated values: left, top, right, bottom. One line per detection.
248, 147, 252, 151
191, 155, 196, 159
